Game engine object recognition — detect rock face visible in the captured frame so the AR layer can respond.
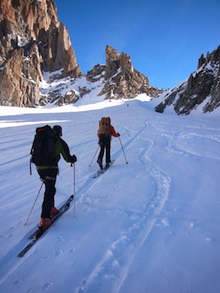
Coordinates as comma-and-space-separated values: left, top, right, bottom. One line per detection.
0, 0, 161, 108
0, 0, 82, 107
2, 1, 218, 114
155, 46, 220, 114
98, 45, 162, 99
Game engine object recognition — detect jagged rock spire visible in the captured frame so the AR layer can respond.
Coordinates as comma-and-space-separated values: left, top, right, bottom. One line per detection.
155, 45, 220, 114
0, 0, 82, 106
99, 45, 162, 99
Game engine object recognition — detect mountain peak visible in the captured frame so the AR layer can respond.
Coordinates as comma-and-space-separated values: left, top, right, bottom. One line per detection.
155, 46, 220, 114
0, 1, 219, 114
98, 45, 163, 100
0, 0, 82, 107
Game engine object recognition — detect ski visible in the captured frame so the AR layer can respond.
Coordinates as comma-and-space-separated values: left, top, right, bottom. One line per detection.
18, 195, 74, 257
93, 160, 115, 178
28, 194, 74, 239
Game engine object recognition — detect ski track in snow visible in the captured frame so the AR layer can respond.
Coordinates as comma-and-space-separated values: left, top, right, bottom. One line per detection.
75, 120, 148, 204
75, 116, 220, 292
149, 122, 220, 161
0, 101, 220, 293
77, 121, 171, 292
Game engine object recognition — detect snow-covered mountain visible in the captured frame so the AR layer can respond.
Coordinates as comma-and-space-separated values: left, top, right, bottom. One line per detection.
155, 45, 220, 115
0, 92, 220, 292
40, 43, 220, 115
0, 1, 161, 108
1, 0, 219, 114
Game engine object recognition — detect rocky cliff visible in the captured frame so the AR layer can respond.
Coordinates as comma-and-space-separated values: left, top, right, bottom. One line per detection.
86, 45, 163, 100
49, 45, 163, 106
0, 0, 82, 107
155, 46, 220, 114
101, 45, 162, 99
1, 1, 219, 114
0, 1, 163, 107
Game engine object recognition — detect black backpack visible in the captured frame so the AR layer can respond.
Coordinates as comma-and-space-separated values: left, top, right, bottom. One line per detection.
30, 125, 56, 167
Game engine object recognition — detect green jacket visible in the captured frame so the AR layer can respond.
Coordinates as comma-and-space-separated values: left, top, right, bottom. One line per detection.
36, 137, 74, 170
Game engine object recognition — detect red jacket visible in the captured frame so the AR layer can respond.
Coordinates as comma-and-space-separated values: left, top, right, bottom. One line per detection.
97, 124, 119, 138
109, 125, 119, 137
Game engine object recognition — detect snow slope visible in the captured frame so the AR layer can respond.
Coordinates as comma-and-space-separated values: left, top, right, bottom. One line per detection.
0, 96, 220, 293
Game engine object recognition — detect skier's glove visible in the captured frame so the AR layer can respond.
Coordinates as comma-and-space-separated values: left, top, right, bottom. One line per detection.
71, 155, 77, 163
117, 133, 120, 137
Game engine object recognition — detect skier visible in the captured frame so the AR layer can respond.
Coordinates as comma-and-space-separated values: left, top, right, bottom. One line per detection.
36, 125, 77, 229
97, 117, 120, 169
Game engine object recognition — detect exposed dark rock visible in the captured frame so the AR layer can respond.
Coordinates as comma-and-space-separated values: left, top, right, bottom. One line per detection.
99, 45, 163, 99
0, 0, 82, 107
1, 1, 219, 114
155, 46, 220, 114
86, 64, 106, 82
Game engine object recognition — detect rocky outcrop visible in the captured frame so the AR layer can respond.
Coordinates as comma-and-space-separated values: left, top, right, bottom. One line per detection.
0, 0, 82, 107
86, 64, 106, 82
0, 43, 42, 106
99, 45, 163, 99
155, 46, 220, 114
0, 2, 162, 107
3, 1, 219, 113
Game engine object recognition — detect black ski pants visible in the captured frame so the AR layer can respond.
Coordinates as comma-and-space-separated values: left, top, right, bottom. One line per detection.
37, 168, 58, 218
97, 136, 111, 164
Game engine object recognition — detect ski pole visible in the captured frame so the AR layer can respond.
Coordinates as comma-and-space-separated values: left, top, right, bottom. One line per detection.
29, 159, 32, 175
89, 145, 99, 167
73, 163, 76, 218
119, 136, 128, 164
24, 182, 43, 226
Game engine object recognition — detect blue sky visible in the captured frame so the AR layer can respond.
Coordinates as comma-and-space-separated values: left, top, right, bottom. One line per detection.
54, 0, 220, 89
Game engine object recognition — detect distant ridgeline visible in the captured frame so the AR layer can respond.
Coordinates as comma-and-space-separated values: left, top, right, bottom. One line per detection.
0, 0, 219, 114
155, 46, 220, 114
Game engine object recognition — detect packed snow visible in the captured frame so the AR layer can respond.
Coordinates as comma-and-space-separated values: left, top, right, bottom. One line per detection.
0, 93, 220, 293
